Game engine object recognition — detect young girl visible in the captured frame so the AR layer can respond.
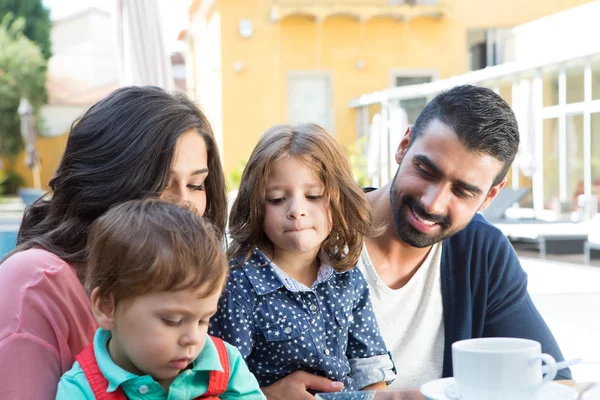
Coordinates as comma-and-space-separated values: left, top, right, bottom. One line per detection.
209, 124, 396, 393
56, 199, 265, 399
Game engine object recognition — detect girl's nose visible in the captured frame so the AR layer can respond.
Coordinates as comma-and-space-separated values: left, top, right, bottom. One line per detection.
286, 197, 307, 219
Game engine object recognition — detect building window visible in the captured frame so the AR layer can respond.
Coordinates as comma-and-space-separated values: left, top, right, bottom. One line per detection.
390, 72, 435, 124
566, 64, 584, 104
468, 29, 506, 71
591, 113, 600, 204
567, 114, 584, 210
287, 72, 332, 132
592, 57, 600, 100
543, 118, 560, 210
542, 68, 559, 107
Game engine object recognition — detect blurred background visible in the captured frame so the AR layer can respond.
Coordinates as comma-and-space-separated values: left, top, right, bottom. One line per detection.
1, 0, 599, 382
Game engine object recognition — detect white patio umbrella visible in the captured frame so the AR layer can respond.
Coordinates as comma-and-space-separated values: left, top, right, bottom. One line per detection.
366, 107, 409, 186
17, 98, 41, 189
367, 113, 383, 186
388, 106, 409, 176
113, 0, 174, 90
516, 79, 536, 178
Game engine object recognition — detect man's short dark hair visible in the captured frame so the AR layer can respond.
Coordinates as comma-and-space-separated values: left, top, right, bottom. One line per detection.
410, 85, 520, 186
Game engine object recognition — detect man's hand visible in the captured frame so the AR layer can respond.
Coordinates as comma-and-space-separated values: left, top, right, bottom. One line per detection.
262, 371, 344, 400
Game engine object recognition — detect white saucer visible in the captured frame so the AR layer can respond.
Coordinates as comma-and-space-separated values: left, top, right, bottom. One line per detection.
581, 383, 600, 400
420, 377, 578, 400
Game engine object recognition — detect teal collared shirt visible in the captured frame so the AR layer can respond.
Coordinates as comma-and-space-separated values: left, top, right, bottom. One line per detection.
56, 328, 265, 400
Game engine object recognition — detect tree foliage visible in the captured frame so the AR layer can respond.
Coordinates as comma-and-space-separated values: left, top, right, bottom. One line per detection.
0, 14, 47, 158
0, 0, 52, 59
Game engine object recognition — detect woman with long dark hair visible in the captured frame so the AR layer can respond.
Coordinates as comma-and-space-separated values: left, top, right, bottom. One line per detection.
0, 86, 227, 399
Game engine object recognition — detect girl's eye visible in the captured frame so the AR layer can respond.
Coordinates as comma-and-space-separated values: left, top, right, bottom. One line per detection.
162, 318, 183, 327
188, 184, 205, 191
306, 195, 323, 201
267, 198, 283, 204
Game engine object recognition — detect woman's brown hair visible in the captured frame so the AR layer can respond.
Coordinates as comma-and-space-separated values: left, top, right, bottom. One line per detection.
7, 86, 227, 282
228, 123, 375, 272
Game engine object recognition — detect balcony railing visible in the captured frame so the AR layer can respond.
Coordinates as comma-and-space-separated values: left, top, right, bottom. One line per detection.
270, 0, 446, 22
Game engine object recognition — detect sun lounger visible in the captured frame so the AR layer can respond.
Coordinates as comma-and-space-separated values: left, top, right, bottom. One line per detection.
496, 220, 592, 258
583, 215, 600, 264
481, 188, 593, 257
480, 188, 530, 222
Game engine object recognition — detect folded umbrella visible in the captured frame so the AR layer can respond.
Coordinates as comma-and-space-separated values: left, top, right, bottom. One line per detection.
17, 98, 41, 189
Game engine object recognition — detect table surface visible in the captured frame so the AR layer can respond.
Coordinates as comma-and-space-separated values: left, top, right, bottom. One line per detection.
315, 381, 597, 399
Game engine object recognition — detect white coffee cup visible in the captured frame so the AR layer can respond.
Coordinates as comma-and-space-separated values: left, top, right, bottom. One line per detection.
452, 337, 558, 400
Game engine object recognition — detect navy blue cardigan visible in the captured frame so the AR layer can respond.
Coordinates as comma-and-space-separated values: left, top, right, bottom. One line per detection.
440, 214, 571, 379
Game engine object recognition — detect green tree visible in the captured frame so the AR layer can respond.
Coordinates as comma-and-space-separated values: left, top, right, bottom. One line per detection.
227, 160, 247, 191
345, 136, 369, 187
0, 14, 47, 159
0, 0, 52, 59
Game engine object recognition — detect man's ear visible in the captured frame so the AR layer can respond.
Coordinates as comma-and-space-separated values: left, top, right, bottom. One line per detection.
479, 179, 507, 211
91, 287, 117, 330
395, 125, 412, 164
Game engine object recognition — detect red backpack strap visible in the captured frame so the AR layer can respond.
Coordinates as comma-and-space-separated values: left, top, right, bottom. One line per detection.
75, 344, 127, 400
197, 336, 230, 399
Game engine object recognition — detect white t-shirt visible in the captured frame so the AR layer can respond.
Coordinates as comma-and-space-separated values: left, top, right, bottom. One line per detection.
357, 243, 444, 389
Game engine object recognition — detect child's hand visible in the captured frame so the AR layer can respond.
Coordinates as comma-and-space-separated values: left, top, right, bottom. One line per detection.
262, 371, 344, 400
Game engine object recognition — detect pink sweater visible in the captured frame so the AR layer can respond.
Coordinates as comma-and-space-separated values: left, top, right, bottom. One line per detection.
0, 249, 97, 399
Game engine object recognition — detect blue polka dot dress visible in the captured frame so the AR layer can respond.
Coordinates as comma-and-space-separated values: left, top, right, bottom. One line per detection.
209, 249, 396, 391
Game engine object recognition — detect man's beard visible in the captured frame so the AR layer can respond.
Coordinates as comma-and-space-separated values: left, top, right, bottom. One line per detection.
389, 171, 467, 248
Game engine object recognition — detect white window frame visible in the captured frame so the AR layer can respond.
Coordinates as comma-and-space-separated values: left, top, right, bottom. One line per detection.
388, 68, 440, 91
286, 70, 334, 135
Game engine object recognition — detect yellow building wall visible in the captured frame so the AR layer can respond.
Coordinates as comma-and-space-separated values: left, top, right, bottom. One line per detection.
2, 1, 590, 193
198, 0, 593, 177
2, 134, 68, 190
451, 0, 592, 27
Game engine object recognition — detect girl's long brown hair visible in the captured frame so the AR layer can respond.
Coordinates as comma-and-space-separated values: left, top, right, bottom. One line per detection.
228, 124, 376, 272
